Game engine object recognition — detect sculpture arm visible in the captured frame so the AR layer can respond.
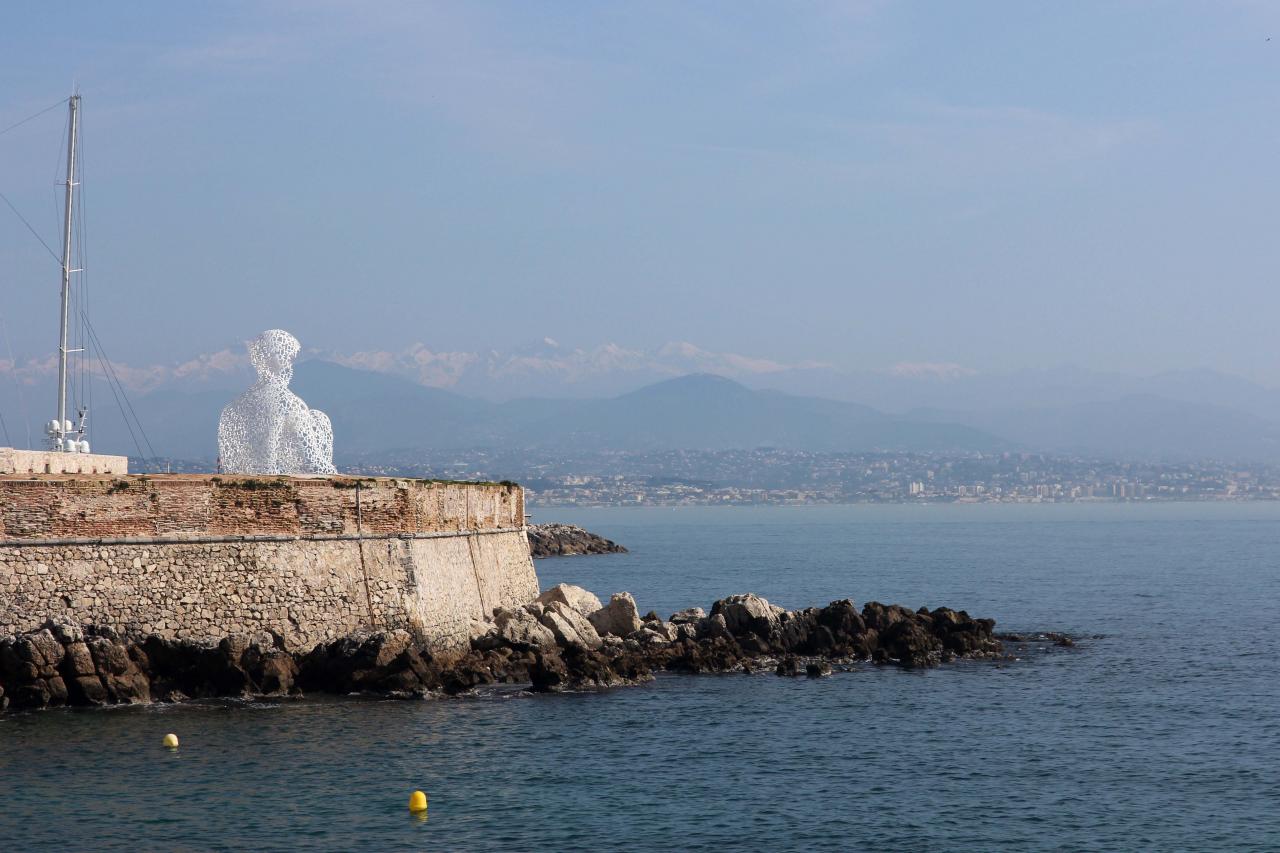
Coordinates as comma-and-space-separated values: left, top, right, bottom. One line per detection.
304, 409, 337, 474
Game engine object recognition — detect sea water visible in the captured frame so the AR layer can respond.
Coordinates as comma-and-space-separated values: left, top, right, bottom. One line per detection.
2, 503, 1278, 851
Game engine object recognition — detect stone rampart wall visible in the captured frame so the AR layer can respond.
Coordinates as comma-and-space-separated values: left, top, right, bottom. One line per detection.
0, 448, 127, 476
0, 476, 539, 651
0, 474, 522, 540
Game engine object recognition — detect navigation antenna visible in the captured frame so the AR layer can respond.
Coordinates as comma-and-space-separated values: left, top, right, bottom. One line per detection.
48, 93, 87, 453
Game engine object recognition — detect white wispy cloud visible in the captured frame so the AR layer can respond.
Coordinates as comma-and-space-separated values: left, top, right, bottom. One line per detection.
326, 339, 832, 390
0, 339, 834, 393
872, 100, 1156, 172
0, 349, 248, 392
887, 362, 977, 380
159, 32, 303, 73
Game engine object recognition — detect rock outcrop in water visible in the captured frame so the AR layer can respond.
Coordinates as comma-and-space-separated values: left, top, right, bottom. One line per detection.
527, 524, 627, 558
0, 587, 1005, 713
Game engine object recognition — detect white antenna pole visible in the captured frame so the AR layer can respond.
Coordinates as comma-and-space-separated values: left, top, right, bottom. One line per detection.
53, 94, 79, 452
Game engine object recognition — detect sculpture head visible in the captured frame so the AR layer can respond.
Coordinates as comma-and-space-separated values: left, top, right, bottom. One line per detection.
248, 329, 301, 385
219, 327, 335, 475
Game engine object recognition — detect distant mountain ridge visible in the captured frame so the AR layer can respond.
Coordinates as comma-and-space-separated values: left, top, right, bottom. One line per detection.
64, 363, 1009, 461
13, 359, 1280, 463
496, 373, 1006, 454
294, 366, 1008, 458
10, 336, 1280, 417
908, 395, 1280, 462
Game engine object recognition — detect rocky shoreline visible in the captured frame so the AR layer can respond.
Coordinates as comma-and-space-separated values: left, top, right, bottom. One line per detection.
527, 524, 627, 558
0, 586, 1010, 713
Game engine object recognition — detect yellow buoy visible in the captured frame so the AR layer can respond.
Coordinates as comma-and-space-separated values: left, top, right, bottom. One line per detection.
162, 733, 179, 749
408, 790, 428, 813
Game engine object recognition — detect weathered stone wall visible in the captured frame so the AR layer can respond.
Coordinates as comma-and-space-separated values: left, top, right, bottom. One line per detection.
0, 448, 127, 476
0, 476, 540, 651
0, 474, 523, 539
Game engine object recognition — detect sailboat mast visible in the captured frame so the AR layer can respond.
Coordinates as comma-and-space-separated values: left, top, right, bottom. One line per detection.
54, 94, 79, 451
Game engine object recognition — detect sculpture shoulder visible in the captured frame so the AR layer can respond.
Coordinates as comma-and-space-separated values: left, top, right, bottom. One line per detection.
218, 400, 244, 430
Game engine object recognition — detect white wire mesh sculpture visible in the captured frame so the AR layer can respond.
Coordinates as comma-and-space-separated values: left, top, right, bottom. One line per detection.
217, 329, 336, 475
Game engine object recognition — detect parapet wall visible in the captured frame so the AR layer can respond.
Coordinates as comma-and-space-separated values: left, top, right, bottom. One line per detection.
0, 448, 127, 476
0, 475, 540, 651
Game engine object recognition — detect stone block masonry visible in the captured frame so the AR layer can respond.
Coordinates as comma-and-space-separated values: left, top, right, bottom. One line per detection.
0, 447, 127, 476
0, 475, 540, 652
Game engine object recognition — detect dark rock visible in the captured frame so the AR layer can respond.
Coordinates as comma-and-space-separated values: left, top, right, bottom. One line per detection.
646, 620, 680, 643
297, 630, 432, 695
674, 622, 699, 642
666, 637, 741, 674
528, 649, 570, 692
0, 590, 1016, 713
669, 607, 706, 625
140, 635, 250, 699
698, 612, 732, 641
13, 681, 52, 710
45, 675, 68, 706
63, 642, 96, 677
21, 629, 66, 673
806, 661, 832, 678
861, 602, 916, 633
818, 600, 866, 647
624, 626, 661, 647
441, 649, 523, 695
69, 674, 109, 705
563, 645, 650, 689
777, 608, 818, 652
711, 594, 785, 644
243, 647, 299, 695
527, 524, 627, 558
880, 619, 943, 668
89, 638, 151, 704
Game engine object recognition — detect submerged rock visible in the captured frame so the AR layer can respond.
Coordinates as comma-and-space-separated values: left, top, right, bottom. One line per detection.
806, 661, 832, 678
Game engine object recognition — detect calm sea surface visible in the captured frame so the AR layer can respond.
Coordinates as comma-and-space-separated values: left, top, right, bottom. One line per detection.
3, 503, 1279, 851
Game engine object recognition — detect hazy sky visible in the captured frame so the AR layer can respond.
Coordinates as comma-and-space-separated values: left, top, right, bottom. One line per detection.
2, 2, 1279, 382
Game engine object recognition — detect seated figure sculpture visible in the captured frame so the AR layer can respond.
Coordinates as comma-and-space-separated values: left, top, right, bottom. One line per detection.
217, 329, 336, 475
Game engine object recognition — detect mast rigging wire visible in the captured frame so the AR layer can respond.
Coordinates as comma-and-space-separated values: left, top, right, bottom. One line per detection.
0, 97, 67, 138
0, 190, 60, 262
0, 310, 32, 448
87, 329, 147, 467
80, 310, 158, 469
0, 98, 156, 464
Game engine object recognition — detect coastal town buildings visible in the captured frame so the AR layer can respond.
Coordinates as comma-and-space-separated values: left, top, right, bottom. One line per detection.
326, 448, 1280, 507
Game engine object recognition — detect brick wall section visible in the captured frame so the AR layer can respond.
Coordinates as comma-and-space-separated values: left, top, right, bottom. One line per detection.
0, 475, 523, 539
0, 476, 540, 651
